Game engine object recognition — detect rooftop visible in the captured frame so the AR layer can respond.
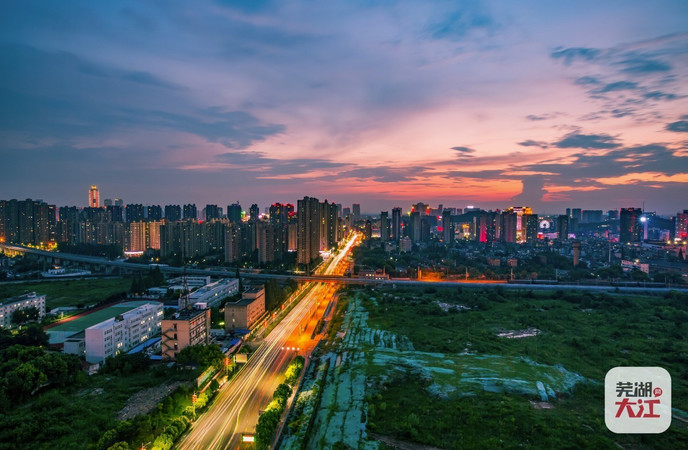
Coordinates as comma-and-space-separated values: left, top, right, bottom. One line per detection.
244, 286, 264, 294
1, 291, 44, 306
227, 297, 260, 307
165, 307, 208, 321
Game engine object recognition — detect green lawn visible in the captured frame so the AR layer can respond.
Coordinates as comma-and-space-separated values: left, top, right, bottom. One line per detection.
0, 278, 130, 309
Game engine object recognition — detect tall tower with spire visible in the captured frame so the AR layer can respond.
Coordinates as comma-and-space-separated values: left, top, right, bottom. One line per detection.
88, 185, 100, 208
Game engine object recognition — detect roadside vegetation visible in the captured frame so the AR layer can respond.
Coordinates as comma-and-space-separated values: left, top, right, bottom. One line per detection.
255, 356, 305, 449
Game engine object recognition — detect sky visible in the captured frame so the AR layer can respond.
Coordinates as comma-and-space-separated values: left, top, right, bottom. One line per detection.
1, 0, 687, 215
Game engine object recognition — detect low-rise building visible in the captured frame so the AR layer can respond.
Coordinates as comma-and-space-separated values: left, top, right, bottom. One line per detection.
84, 302, 163, 363
225, 286, 266, 331
358, 269, 390, 280
621, 259, 650, 274
188, 278, 239, 308
0, 292, 46, 328
167, 276, 211, 288
161, 307, 211, 360
53, 301, 163, 363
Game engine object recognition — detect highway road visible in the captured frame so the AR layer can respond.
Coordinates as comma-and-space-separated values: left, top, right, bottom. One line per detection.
175, 234, 359, 449
3, 242, 686, 293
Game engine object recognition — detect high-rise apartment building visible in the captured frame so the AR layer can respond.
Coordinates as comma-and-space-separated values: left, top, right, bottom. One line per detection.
227, 203, 242, 223
409, 211, 421, 242
106, 205, 124, 222
582, 210, 603, 224
391, 207, 402, 242
160, 220, 202, 259
319, 200, 338, 250
442, 209, 454, 244
0, 199, 56, 246
204, 204, 221, 221
164, 205, 182, 222
88, 185, 100, 208
364, 220, 372, 240
475, 211, 499, 243
620, 208, 642, 243
522, 213, 539, 243
502, 211, 518, 243
556, 215, 569, 240
571, 208, 582, 223
269, 203, 291, 259
297, 196, 320, 266
380, 211, 390, 242
257, 222, 275, 264
224, 223, 242, 263
352, 203, 361, 220
249, 204, 260, 222
676, 210, 688, 240
147, 205, 162, 221
183, 204, 197, 220
125, 204, 145, 223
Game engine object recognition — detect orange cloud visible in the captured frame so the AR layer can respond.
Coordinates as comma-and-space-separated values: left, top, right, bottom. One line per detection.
595, 172, 688, 185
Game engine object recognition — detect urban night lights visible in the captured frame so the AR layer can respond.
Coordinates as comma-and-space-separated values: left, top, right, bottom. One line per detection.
1, 1, 687, 449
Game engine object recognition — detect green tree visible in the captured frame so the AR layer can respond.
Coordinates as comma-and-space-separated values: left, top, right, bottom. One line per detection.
14, 323, 49, 347
273, 383, 292, 407
255, 408, 281, 449
151, 433, 173, 450
97, 429, 119, 450
176, 344, 224, 369
107, 443, 130, 450
11, 306, 41, 325
630, 268, 650, 282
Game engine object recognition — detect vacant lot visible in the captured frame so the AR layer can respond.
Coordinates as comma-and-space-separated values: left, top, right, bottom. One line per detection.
0, 278, 130, 309
285, 286, 688, 449
363, 286, 688, 448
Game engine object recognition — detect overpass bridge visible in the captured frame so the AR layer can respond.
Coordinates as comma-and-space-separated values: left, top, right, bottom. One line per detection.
2, 243, 687, 294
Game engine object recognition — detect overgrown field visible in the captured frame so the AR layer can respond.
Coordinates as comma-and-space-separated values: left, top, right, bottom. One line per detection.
282, 287, 688, 449
0, 278, 130, 309
365, 287, 688, 449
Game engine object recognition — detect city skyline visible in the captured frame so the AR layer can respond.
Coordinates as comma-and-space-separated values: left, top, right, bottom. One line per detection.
1, 1, 688, 213
3, 184, 688, 218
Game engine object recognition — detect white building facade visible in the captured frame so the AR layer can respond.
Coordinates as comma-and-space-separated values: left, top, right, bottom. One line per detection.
84, 302, 163, 363
188, 278, 239, 308
0, 292, 46, 328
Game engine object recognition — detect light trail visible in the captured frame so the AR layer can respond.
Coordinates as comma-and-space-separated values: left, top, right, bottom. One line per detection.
175, 233, 360, 449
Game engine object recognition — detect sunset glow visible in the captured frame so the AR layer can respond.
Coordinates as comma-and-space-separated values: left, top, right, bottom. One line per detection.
1, 1, 687, 212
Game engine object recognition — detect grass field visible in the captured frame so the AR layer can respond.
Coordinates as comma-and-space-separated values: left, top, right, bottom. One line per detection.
0, 278, 130, 309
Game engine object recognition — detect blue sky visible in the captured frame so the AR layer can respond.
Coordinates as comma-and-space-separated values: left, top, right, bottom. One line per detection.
1, 0, 687, 214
